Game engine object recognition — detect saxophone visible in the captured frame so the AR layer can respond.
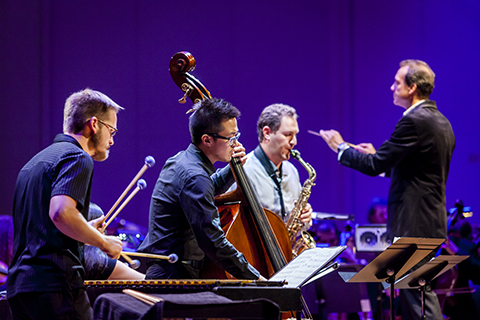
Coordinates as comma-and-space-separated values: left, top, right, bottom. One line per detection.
286, 149, 317, 257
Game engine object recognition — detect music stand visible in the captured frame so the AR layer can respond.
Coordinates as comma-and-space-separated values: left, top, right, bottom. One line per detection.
338, 237, 445, 320
393, 255, 469, 320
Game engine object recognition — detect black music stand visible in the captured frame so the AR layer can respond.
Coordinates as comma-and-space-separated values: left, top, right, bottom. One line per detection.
338, 237, 445, 320
393, 255, 469, 320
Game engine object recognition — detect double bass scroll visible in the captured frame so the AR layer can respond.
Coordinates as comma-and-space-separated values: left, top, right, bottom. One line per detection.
169, 52, 211, 109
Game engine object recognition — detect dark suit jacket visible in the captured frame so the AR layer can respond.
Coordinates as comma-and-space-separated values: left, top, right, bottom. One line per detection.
340, 100, 455, 240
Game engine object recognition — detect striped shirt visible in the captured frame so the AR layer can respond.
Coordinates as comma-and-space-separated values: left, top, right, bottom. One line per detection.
7, 134, 94, 298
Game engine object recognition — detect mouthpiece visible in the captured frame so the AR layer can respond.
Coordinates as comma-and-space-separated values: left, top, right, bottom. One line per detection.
145, 156, 156, 167
290, 149, 300, 159
168, 254, 178, 263
137, 179, 147, 190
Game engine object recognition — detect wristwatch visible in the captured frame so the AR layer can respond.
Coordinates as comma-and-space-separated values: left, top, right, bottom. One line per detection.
338, 142, 348, 152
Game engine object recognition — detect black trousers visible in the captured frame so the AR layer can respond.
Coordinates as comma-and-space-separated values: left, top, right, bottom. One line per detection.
399, 249, 444, 320
399, 287, 443, 320
145, 260, 200, 279
8, 288, 92, 320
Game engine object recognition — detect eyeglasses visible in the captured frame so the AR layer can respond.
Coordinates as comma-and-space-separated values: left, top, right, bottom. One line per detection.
206, 132, 241, 147
87, 118, 118, 137
97, 119, 118, 137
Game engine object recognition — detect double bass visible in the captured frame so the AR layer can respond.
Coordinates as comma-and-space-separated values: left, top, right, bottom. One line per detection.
169, 51, 293, 279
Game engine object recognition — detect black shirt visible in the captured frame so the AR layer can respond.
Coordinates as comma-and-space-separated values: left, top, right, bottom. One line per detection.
137, 144, 259, 280
7, 134, 94, 298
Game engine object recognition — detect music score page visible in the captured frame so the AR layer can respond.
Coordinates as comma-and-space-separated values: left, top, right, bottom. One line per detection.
269, 246, 346, 288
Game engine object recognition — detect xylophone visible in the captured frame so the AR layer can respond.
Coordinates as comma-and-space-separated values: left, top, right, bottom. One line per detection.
85, 279, 302, 312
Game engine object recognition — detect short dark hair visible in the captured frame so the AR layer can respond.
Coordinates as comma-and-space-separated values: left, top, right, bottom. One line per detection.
63, 88, 123, 134
256, 103, 298, 143
399, 60, 435, 99
189, 98, 241, 145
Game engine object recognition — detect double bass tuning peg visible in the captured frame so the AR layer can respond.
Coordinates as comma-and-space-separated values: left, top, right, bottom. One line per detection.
178, 83, 194, 104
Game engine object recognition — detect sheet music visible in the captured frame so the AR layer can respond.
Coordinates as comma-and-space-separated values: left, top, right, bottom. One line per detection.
302, 262, 338, 286
269, 246, 346, 288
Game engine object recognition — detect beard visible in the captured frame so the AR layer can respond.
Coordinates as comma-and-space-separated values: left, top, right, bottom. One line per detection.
91, 131, 109, 161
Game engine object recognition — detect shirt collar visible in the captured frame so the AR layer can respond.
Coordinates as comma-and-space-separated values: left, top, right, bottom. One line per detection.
403, 99, 426, 116
53, 133, 83, 150
187, 143, 216, 175
254, 145, 281, 173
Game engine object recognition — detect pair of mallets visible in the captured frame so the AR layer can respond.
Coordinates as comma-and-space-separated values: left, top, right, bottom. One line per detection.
100, 156, 177, 266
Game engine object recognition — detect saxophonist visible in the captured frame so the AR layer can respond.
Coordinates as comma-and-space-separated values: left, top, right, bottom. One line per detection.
230, 103, 313, 233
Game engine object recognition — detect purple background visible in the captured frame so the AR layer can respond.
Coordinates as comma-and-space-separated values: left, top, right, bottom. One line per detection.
1, 1, 479, 230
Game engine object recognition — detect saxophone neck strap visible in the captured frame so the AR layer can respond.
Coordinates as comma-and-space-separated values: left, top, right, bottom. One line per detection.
254, 145, 286, 218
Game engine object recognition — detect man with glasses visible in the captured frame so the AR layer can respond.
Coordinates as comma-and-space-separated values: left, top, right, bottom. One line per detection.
137, 98, 263, 280
7, 88, 124, 320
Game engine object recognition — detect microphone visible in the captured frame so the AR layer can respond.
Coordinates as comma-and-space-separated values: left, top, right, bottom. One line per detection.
311, 211, 355, 221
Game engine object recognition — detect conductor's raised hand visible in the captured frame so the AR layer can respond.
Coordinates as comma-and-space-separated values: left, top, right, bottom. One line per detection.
319, 129, 344, 153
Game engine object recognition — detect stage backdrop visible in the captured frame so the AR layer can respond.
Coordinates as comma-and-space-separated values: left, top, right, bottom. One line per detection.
1, 0, 479, 231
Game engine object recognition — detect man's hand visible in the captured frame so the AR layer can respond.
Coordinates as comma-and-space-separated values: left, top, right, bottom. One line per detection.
355, 143, 376, 154
89, 215, 106, 234
299, 203, 313, 227
232, 142, 247, 165
319, 129, 344, 153
101, 235, 123, 259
